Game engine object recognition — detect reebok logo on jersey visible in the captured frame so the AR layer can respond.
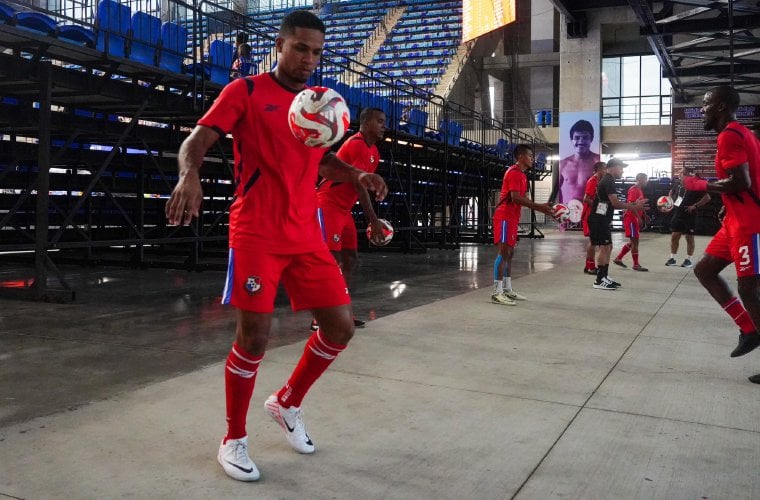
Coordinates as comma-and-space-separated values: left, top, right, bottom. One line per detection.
264, 104, 280, 112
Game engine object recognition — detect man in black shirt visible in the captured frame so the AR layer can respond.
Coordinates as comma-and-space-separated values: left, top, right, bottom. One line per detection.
665, 167, 711, 268
588, 158, 648, 289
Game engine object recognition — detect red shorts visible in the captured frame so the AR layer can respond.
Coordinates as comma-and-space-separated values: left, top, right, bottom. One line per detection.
493, 217, 518, 246
318, 206, 358, 251
221, 247, 350, 312
623, 214, 640, 239
705, 226, 760, 278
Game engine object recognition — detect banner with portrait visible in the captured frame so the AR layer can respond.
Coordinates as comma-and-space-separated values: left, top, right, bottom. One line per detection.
558, 111, 601, 205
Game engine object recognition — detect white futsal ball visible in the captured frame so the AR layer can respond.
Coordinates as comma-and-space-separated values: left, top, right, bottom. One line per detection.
551, 203, 570, 223
288, 86, 350, 148
366, 219, 394, 246
657, 195, 674, 213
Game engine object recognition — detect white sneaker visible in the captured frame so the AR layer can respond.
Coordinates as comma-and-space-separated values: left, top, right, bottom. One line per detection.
504, 289, 527, 301
264, 394, 315, 454
491, 292, 516, 305
217, 436, 260, 481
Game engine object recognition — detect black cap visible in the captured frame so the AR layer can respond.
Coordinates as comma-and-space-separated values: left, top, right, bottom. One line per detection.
607, 158, 628, 169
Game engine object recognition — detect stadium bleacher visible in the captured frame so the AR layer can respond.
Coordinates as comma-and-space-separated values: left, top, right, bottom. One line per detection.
0, 0, 546, 299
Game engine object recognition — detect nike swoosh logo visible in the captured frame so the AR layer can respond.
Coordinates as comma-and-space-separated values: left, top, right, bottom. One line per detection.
284, 420, 295, 433
225, 460, 253, 473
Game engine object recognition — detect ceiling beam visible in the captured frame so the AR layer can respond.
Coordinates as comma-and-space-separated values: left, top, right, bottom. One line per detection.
642, 14, 760, 35
663, 63, 760, 77
669, 42, 760, 54
628, 0, 688, 101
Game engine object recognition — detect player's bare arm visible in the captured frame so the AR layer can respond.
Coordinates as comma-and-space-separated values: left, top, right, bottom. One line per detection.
687, 192, 711, 214
510, 191, 553, 216
166, 125, 219, 226
608, 193, 647, 211
684, 163, 751, 194
354, 179, 385, 245
319, 152, 388, 200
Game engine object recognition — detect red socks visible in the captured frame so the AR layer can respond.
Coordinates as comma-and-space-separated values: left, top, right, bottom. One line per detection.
722, 297, 756, 334
224, 343, 263, 441
585, 258, 596, 270
632, 251, 639, 267
616, 244, 631, 261
278, 330, 346, 409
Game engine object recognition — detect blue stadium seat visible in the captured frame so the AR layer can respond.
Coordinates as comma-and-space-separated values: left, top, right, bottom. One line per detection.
408, 108, 427, 137
0, 2, 15, 24
14, 11, 57, 36
495, 138, 508, 159
209, 39, 234, 84
347, 86, 362, 120
96, 0, 130, 58
322, 77, 338, 90
158, 21, 187, 73
129, 12, 160, 66
58, 25, 96, 47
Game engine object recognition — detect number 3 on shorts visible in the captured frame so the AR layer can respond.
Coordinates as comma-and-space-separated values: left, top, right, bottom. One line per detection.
739, 245, 751, 267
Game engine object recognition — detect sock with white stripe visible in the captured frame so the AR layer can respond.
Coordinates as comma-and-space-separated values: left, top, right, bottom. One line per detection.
224, 342, 264, 442
277, 330, 346, 408
722, 297, 756, 334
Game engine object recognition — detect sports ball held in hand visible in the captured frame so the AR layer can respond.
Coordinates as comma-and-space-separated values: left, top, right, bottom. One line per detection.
366, 219, 394, 246
551, 203, 571, 223
288, 86, 351, 148
657, 195, 674, 213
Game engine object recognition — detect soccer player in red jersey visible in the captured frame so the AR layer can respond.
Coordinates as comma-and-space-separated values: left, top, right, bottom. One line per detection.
614, 173, 649, 271
491, 144, 553, 305
582, 161, 606, 274
315, 107, 387, 329
165, 11, 387, 482
685, 86, 760, 360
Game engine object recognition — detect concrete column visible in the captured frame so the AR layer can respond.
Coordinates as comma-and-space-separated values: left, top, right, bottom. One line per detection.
530, 0, 555, 122
558, 13, 601, 113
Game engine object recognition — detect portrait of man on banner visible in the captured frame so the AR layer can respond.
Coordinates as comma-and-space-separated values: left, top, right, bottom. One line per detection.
558, 112, 601, 204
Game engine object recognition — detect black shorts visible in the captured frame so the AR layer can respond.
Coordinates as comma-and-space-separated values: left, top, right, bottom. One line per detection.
588, 214, 612, 246
670, 211, 696, 234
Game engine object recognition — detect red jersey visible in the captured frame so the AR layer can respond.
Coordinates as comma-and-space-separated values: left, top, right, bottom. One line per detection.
716, 122, 760, 235
581, 175, 599, 220
624, 185, 645, 219
316, 132, 379, 211
197, 73, 328, 254
494, 165, 527, 221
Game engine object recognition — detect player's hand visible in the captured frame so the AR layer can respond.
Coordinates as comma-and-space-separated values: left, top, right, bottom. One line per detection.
634, 198, 649, 210
165, 171, 203, 226
369, 219, 385, 245
358, 172, 388, 201
540, 203, 554, 216
683, 176, 708, 191
686, 205, 697, 214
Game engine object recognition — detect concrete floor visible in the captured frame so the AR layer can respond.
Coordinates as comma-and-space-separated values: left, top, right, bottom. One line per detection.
2, 229, 760, 499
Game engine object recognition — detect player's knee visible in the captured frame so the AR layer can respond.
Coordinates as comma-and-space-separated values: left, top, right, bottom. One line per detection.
323, 319, 354, 345
693, 258, 712, 283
